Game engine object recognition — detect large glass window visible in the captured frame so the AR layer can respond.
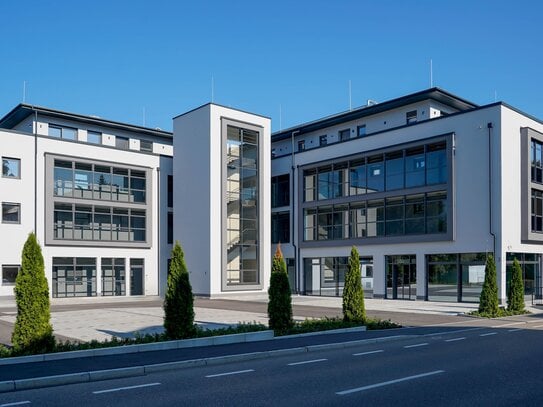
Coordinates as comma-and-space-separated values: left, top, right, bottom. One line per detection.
52, 257, 96, 297
226, 125, 259, 285
367, 155, 384, 193
49, 124, 77, 140
426, 142, 447, 185
272, 212, 290, 243
385, 151, 404, 190
366, 199, 384, 237
531, 189, 543, 232
87, 131, 102, 145
271, 174, 289, 208
385, 196, 404, 235
2, 157, 20, 178
54, 160, 147, 204
349, 159, 366, 195
2, 202, 20, 223
531, 139, 543, 183
405, 147, 425, 188
101, 258, 125, 296
426, 191, 447, 233
54, 203, 146, 242
506, 253, 541, 301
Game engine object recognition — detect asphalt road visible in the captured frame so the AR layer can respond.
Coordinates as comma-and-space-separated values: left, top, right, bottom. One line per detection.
2, 317, 543, 406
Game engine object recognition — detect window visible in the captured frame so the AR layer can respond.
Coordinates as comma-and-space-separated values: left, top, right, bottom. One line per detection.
406, 110, 417, 125
49, 124, 77, 140
54, 203, 146, 242
405, 147, 425, 188
357, 125, 366, 137
54, 159, 147, 204
271, 212, 290, 243
271, 174, 289, 208
426, 142, 447, 185
2, 157, 20, 178
319, 135, 328, 146
140, 140, 153, 152
87, 131, 102, 145
116, 136, 129, 150
101, 258, 125, 296
2, 265, 19, 286
531, 139, 543, 183
298, 140, 305, 152
385, 151, 404, 191
367, 155, 384, 192
532, 189, 543, 232
167, 175, 173, 208
2, 203, 20, 223
339, 129, 350, 141
167, 212, 173, 244
52, 257, 97, 297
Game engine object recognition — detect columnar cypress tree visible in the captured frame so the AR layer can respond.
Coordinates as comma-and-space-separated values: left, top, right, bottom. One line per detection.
12, 233, 55, 353
268, 245, 293, 333
507, 258, 525, 313
478, 254, 499, 316
163, 241, 195, 339
342, 246, 366, 323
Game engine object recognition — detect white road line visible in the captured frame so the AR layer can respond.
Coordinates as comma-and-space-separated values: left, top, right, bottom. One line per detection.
93, 382, 161, 394
205, 369, 255, 378
336, 370, 445, 395
287, 358, 327, 366
508, 328, 523, 332
445, 337, 466, 342
426, 327, 483, 336
480, 332, 497, 337
404, 343, 428, 349
353, 350, 384, 356
532, 324, 543, 329
491, 321, 524, 328
1, 402, 31, 407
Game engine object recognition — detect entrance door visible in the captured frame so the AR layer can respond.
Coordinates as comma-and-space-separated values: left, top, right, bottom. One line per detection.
386, 255, 416, 300
130, 259, 144, 296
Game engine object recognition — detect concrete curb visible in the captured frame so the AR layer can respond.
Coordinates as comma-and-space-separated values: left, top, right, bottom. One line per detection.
0, 333, 416, 393
273, 325, 366, 339
0, 330, 274, 366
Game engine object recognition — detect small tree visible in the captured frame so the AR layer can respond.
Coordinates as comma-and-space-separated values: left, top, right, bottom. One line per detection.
507, 258, 525, 313
268, 245, 293, 333
163, 241, 195, 339
478, 254, 499, 316
12, 233, 55, 353
343, 246, 366, 323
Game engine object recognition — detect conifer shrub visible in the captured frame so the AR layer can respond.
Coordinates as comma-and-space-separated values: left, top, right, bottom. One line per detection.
12, 233, 55, 353
267, 245, 293, 334
163, 241, 195, 339
507, 258, 525, 313
342, 246, 366, 323
478, 254, 499, 316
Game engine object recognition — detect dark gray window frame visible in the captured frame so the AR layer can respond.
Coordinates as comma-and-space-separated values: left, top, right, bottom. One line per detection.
49, 124, 78, 140
521, 128, 543, 243
2, 157, 21, 179
1, 264, 20, 286
2, 202, 21, 224
298, 133, 454, 248
45, 154, 152, 248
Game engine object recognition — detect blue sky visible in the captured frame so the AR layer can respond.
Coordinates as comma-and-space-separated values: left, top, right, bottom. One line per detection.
1, 0, 542, 132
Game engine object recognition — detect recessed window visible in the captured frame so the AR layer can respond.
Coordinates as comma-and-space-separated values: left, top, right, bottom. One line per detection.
116, 136, 129, 150
357, 125, 366, 137
140, 140, 153, 152
339, 129, 350, 142
298, 140, 305, 152
167, 175, 173, 208
406, 110, 418, 125
167, 212, 173, 244
2, 157, 20, 178
2, 265, 19, 286
2, 202, 20, 223
49, 124, 77, 140
319, 135, 328, 146
87, 131, 102, 145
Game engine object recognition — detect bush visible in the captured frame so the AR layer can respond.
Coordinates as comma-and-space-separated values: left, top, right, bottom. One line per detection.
478, 254, 499, 316
508, 258, 525, 313
267, 245, 293, 334
163, 241, 195, 339
342, 246, 366, 322
12, 233, 55, 354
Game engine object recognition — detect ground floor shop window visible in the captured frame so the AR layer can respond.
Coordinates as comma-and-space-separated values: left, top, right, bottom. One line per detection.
102, 258, 126, 296
426, 253, 486, 302
506, 253, 541, 301
386, 255, 416, 300
303, 256, 373, 297
130, 258, 144, 295
52, 257, 97, 297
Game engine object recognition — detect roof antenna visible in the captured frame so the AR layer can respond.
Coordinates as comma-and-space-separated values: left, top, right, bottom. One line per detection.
23, 81, 26, 103
430, 59, 433, 88
279, 104, 282, 132
349, 80, 352, 111
211, 74, 214, 103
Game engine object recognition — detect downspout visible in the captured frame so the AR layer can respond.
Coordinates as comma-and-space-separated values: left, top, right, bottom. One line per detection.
34, 108, 38, 234
488, 122, 496, 257
157, 166, 161, 297
291, 130, 299, 293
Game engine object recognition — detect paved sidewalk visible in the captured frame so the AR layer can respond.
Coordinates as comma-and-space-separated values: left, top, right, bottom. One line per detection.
0, 294, 540, 345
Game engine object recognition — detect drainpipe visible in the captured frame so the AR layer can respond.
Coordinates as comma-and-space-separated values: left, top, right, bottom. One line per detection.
291, 130, 299, 293
488, 122, 496, 257
34, 108, 38, 234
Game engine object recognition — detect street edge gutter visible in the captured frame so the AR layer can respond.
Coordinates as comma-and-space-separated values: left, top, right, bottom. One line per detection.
0, 333, 416, 393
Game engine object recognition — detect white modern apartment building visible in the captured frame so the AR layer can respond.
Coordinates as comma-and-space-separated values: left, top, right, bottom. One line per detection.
0, 103, 270, 299
271, 88, 543, 304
